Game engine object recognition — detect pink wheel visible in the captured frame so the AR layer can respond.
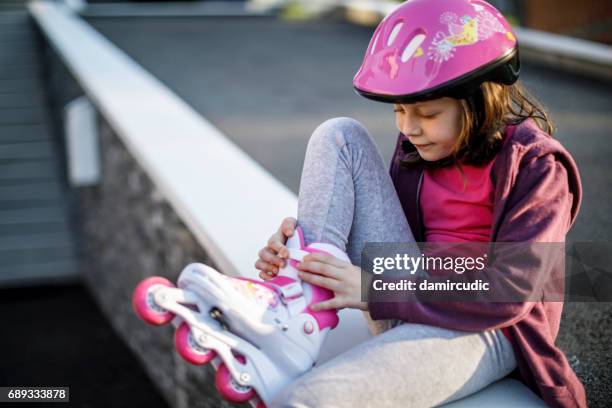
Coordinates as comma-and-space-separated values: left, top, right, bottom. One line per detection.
132, 276, 176, 325
174, 322, 217, 365
215, 354, 255, 403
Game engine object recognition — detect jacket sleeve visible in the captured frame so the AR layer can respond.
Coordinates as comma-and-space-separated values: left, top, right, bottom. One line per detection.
367, 153, 574, 331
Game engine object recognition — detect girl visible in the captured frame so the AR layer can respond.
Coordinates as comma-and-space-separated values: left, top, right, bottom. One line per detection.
255, 0, 586, 407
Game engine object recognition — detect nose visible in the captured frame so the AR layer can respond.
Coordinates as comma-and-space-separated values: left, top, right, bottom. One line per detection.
398, 113, 422, 137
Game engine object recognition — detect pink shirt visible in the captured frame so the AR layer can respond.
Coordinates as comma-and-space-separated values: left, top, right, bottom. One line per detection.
420, 154, 512, 342
420, 158, 497, 243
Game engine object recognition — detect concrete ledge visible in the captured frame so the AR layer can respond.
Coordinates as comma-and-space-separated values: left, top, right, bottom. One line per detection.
77, 1, 277, 18
443, 379, 543, 407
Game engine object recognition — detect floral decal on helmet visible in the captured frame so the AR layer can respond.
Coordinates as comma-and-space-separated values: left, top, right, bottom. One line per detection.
428, 8, 509, 63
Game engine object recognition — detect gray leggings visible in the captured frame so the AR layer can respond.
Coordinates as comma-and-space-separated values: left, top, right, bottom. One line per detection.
271, 117, 517, 407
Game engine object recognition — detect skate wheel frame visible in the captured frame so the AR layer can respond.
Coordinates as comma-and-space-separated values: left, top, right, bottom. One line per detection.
134, 266, 299, 407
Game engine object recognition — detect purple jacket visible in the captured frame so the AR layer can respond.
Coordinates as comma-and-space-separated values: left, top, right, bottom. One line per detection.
368, 119, 587, 407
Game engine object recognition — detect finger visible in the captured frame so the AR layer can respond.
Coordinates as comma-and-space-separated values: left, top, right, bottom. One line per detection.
268, 242, 289, 260
297, 261, 341, 280
267, 237, 290, 258
298, 270, 339, 291
302, 252, 347, 268
259, 271, 275, 281
277, 245, 290, 260
259, 247, 285, 267
281, 217, 297, 237
255, 259, 278, 275
268, 225, 288, 250
310, 299, 340, 311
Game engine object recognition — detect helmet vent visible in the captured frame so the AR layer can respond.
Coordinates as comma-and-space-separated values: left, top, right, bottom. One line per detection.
387, 21, 403, 46
401, 31, 426, 62
370, 32, 380, 55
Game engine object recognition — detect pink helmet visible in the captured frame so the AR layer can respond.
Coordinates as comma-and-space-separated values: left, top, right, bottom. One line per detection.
353, 0, 520, 103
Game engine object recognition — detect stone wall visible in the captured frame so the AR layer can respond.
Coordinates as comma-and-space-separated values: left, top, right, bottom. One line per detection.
40, 28, 233, 408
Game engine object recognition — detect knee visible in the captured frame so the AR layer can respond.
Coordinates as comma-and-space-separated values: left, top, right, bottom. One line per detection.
308, 117, 373, 151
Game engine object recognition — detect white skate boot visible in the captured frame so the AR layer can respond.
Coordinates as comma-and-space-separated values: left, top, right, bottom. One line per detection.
132, 227, 349, 407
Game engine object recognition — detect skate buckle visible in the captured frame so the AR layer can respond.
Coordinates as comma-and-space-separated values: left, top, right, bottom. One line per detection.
274, 282, 307, 317
278, 282, 303, 300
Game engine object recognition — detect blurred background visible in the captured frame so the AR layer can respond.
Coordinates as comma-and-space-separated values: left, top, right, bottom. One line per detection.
0, 0, 610, 407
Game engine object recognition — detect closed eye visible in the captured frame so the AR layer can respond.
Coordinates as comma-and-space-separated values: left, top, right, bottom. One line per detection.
393, 109, 438, 118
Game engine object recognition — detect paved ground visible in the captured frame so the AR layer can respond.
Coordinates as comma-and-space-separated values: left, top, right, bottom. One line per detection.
0, 284, 169, 408
64, 13, 612, 406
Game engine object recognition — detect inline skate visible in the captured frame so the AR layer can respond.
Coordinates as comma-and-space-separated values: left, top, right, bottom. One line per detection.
132, 227, 348, 407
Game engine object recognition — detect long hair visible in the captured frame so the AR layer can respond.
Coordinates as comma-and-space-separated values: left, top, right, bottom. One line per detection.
398, 81, 555, 168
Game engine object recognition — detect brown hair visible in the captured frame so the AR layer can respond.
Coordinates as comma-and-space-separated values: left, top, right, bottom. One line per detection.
398, 81, 555, 168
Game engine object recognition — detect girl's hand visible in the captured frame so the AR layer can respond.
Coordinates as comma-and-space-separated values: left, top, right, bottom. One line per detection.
255, 217, 297, 281
297, 253, 368, 311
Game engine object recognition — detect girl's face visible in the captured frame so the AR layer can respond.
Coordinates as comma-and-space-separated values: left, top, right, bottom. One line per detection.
394, 97, 462, 161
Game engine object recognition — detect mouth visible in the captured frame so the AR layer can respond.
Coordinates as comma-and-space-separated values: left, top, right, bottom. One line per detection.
413, 143, 433, 148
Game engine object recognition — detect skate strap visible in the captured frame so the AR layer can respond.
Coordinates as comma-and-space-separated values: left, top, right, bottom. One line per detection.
288, 248, 309, 262
277, 248, 311, 316
272, 282, 306, 317
278, 281, 303, 299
